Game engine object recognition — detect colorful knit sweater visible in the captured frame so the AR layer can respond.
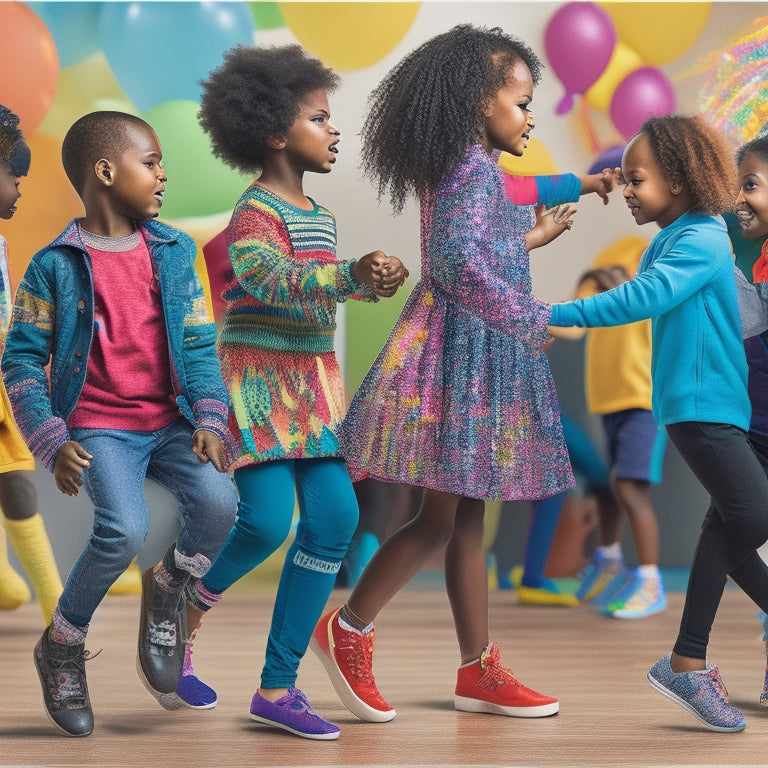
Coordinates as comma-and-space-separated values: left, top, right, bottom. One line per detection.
220, 185, 376, 469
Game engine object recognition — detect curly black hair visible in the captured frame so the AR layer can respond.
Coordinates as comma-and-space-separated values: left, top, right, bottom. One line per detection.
360, 24, 543, 212
62, 111, 154, 195
198, 45, 340, 175
0, 104, 29, 177
737, 135, 768, 168
640, 115, 736, 216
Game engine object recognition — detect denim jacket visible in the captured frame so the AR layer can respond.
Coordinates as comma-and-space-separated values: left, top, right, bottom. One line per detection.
1, 218, 230, 471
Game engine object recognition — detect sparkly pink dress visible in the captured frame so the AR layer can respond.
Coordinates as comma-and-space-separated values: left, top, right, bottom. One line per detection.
341, 145, 574, 501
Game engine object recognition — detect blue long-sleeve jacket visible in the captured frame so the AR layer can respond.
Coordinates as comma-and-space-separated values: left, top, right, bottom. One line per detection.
1, 218, 230, 471
549, 211, 750, 429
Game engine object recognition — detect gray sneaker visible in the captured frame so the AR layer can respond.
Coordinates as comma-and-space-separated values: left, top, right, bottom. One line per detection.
647, 653, 746, 732
137, 567, 186, 695
34, 626, 94, 737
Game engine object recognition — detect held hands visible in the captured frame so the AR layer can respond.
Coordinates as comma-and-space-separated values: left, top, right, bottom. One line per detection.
526, 203, 578, 250
192, 429, 229, 473
54, 440, 92, 497
581, 167, 623, 204
353, 250, 409, 298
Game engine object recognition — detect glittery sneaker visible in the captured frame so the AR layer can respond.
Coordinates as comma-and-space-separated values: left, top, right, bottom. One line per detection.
250, 688, 339, 740
310, 606, 395, 722
576, 553, 624, 604
455, 641, 559, 717
34, 625, 94, 737
601, 572, 666, 619
647, 653, 746, 732
137, 566, 186, 696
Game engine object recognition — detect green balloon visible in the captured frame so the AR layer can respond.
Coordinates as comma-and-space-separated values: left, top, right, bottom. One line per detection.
143, 99, 247, 220
250, 2, 284, 30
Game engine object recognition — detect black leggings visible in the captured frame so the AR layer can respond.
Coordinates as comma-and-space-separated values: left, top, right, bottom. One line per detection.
667, 422, 768, 659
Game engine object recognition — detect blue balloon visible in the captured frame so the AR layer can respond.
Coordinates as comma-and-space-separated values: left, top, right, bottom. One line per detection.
28, 2, 102, 68
98, 2, 256, 112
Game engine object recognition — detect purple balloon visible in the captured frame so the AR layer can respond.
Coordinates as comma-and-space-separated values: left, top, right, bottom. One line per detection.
587, 145, 625, 175
544, 2, 616, 114
610, 67, 677, 141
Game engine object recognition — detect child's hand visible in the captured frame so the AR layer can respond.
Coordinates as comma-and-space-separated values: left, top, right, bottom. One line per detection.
54, 440, 92, 497
581, 167, 623, 204
526, 203, 578, 250
191, 429, 229, 473
353, 250, 409, 297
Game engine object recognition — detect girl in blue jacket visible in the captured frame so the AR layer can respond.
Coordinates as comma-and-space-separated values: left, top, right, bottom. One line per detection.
550, 115, 768, 734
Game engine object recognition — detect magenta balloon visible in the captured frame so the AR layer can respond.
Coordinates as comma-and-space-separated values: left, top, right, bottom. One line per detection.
544, 2, 616, 112
609, 67, 677, 141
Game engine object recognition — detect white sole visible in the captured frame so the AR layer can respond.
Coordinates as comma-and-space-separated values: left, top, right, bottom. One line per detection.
454, 695, 559, 717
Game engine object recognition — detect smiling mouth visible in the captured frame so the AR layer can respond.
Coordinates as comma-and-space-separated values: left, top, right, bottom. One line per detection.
330, 144, 339, 154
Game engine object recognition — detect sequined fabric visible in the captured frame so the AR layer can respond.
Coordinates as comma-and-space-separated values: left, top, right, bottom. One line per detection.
341, 146, 574, 501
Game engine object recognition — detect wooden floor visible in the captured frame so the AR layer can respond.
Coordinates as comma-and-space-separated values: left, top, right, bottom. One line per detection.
2, 584, 768, 768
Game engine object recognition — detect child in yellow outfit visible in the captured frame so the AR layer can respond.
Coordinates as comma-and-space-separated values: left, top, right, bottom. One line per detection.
0, 105, 62, 623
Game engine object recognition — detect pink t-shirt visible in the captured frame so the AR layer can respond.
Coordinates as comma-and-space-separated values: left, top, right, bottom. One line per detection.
67, 233, 180, 431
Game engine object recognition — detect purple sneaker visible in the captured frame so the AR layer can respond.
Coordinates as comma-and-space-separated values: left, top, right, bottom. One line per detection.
250, 688, 340, 740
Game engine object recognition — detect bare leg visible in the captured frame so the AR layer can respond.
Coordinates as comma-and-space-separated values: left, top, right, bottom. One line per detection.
444, 497, 488, 663
613, 478, 659, 566
347, 489, 460, 624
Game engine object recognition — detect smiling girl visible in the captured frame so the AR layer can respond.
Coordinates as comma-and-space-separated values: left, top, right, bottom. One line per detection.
550, 115, 768, 734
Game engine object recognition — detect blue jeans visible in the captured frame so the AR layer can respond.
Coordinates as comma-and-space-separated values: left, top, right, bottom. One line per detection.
60, 418, 238, 627
202, 457, 359, 688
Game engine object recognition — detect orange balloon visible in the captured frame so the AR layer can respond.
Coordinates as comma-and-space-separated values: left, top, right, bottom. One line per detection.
3, 133, 83, 287
0, 3, 59, 134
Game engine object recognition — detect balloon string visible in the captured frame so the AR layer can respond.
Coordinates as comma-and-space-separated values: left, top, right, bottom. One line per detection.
579, 97, 601, 154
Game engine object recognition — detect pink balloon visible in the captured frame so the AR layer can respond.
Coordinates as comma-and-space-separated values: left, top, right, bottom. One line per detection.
544, 2, 616, 115
609, 67, 677, 141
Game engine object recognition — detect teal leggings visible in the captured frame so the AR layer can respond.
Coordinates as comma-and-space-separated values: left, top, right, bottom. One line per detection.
202, 457, 359, 688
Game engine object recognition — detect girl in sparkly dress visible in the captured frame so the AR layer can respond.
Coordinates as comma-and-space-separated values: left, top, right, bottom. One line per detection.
312, 24, 619, 722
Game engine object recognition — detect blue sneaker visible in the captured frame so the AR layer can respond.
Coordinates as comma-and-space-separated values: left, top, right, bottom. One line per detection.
588, 567, 632, 610
600, 571, 666, 619
647, 654, 746, 733
250, 688, 340, 740
575, 554, 623, 603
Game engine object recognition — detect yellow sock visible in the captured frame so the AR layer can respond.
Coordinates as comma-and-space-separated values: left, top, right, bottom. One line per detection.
4, 514, 63, 624
0, 522, 31, 610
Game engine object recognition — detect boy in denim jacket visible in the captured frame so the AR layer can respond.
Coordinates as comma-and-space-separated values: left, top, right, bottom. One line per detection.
2, 111, 238, 737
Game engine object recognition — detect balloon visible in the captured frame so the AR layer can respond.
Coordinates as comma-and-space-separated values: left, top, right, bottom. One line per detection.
249, 2, 284, 30
27, 2, 101, 68
142, 100, 246, 220
0, 3, 59, 134
609, 67, 676, 141
498, 139, 558, 175
585, 43, 643, 114
544, 2, 616, 115
601, 2, 712, 66
587, 145, 624, 175
3, 133, 84, 283
99, 2, 256, 112
38, 52, 136, 139
279, 2, 419, 70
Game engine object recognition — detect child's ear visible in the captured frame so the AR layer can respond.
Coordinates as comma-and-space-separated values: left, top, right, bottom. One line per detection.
266, 135, 287, 150
669, 173, 684, 196
94, 158, 114, 186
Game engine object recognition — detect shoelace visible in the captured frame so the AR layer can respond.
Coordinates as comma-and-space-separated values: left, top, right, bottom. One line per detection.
49, 647, 101, 703
339, 632, 376, 683
707, 669, 730, 703
475, 644, 521, 692
284, 688, 318, 716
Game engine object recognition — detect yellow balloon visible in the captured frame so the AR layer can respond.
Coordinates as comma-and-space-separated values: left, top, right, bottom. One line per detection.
498, 139, 558, 176
585, 43, 643, 113
38, 51, 136, 138
278, 2, 420, 70
600, 2, 712, 66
